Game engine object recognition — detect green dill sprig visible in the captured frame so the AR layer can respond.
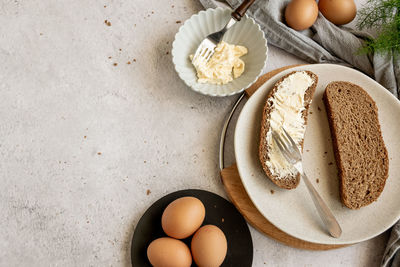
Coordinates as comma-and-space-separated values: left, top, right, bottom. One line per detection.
357, 0, 400, 56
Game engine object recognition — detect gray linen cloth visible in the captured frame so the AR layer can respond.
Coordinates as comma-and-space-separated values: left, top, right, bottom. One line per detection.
199, 0, 400, 266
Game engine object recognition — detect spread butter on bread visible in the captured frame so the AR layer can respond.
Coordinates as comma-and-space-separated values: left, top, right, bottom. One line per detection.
323, 81, 389, 209
259, 71, 318, 189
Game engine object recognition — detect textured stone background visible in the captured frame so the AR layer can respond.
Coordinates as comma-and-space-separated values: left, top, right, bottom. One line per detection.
0, 0, 388, 266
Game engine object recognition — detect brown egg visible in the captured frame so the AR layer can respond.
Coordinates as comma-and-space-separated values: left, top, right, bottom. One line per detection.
318, 0, 357, 25
191, 225, 227, 267
285, 0, 318, 31
161, 196, 205, 239
147, 237, 192, 267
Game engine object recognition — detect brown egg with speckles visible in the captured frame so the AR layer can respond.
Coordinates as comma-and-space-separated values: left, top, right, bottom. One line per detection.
191, 225, 227, 267
162, 196, 205, 239
285, 0, 319, 31
147, 237, 192, 267
319, 0, 357, 25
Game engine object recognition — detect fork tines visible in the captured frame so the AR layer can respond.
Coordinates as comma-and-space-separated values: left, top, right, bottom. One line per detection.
271, 127, 302, 164
192, 41, 216, 66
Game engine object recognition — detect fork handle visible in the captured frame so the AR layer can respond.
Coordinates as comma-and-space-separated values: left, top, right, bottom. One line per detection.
300, 171, 342, 238
231, 0, 256, 21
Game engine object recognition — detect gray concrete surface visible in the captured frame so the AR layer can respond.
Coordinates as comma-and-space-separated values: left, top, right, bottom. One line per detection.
0, 0, 389, 266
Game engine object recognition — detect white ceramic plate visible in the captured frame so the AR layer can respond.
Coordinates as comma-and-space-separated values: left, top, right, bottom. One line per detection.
172, 8, 268, 97
235, 64, 400, 245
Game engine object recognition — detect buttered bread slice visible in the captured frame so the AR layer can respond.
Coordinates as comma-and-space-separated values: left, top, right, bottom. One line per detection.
259, 71, 318, 189
323, 81, 389, 209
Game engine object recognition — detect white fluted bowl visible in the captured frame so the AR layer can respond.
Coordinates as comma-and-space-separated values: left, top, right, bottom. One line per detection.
172, 8, 268, 97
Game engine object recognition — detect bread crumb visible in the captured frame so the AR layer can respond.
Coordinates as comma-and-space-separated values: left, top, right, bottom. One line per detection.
176, 20, 181, 24
151, 11, 154, 14
221, 218, 224, 222
310, 111, 313, 114
166, 51, 169, 55
328, 162, 333, 165
144, 160, 146, 163
306, 149, 310, 152
108, 56, 112, 59
171, 5, 174, 8
146, 189, 151, 195
324, 151, 327, 154
270, 190, 274, 194
127, 61, 131, 64
113, 63, 117, 66
133, 59, 136, 62
40, 33, 43, 36
97, 152, 102, 155
104, 5, 106, 8
119, 48, 122, 51
84, 136, 87, 139
316, 178, 320, 183
104, 20, 111, 26
166, 41, 169, 44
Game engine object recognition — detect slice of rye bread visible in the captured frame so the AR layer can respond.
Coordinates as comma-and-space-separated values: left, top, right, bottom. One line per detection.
259, 71, 318, 189
323, 81, 389, 209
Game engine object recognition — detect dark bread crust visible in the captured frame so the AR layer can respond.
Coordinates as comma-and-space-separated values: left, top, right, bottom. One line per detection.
259, 71, 318, 189
323, 81, 389, 209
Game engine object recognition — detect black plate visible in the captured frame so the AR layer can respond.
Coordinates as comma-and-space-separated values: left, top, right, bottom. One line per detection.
131, 189, 253, 267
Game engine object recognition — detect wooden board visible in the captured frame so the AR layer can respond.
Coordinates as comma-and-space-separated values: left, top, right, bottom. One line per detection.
221, 65, 349, 250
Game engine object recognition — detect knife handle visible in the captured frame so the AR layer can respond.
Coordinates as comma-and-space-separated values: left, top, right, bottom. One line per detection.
231, 0, 256, 21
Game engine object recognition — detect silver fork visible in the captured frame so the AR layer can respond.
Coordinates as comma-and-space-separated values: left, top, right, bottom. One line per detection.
192, 0, 256, 65
272, 128, 342, 238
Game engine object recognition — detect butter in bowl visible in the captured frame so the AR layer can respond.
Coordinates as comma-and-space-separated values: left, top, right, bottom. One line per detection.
172, 7, 268, 97
190, 41, 248, 85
